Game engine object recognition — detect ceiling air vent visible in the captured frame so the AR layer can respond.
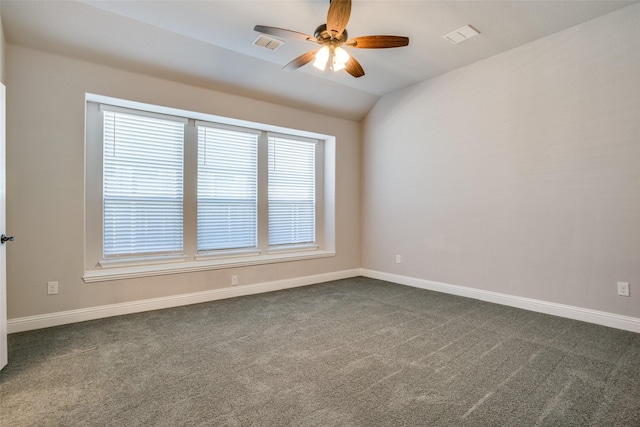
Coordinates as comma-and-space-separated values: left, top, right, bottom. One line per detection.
443, 25, 480, 45
252, 35, 284, 51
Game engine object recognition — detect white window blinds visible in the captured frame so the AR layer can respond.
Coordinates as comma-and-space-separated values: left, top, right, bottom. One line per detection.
102, 110, 185, 258
268, 135, 316, 247
197, 125, 258, 252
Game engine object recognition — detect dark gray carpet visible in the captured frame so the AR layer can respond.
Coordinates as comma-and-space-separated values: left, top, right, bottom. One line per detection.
1, 277, 639, 426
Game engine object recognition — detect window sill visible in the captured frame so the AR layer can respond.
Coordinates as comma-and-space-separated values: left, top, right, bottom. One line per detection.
268, 243, 319, 254
83, 249, 336, 283
195, 249, 261, 261
99, 255, 187, 268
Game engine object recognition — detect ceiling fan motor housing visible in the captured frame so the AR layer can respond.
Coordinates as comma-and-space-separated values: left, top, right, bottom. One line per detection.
314, 24, 348, 44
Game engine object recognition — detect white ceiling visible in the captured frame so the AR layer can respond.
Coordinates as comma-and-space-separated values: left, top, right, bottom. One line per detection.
1, 0, 637, 121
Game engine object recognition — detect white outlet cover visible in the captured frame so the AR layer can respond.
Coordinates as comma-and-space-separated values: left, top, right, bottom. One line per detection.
617, 282, 630, 297
47, 281, 59, 295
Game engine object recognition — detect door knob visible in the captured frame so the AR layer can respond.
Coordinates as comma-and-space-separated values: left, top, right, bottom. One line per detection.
1, 234, 14, 244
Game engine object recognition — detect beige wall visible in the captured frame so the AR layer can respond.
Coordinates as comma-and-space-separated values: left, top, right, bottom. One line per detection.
6, 45, 360, 319
362, 4, 640, 318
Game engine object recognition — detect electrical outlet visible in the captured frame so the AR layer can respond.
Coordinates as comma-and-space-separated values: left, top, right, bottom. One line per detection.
47, 281, 58, 295
396, 255, 402, 264
617, 282, 630, 297
232, 275, 238, 286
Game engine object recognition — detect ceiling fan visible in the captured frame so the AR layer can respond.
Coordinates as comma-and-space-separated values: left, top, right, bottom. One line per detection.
254, 0, 409, 78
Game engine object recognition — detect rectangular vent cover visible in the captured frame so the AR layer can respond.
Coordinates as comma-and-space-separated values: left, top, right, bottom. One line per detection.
253, 35, 284, 51
443, 25, 480, 44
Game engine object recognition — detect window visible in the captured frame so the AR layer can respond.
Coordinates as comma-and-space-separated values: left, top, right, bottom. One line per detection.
102, 109, 185, 258
268, 135, 316, 247
84, 95, 335, 282
197, 125, 258, 253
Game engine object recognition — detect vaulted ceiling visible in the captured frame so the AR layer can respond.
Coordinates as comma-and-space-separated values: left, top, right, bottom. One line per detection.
2, 0, 636, 121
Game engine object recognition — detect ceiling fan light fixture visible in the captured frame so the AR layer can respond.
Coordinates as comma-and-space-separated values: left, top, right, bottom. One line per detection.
330, 48, 348, 71
334, 46, 350, 64
331, 60, 346, 72
317, 46, 350, 72
313, 46, 330, 70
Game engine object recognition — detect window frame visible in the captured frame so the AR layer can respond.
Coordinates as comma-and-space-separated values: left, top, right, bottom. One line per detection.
84, 94, 335, 283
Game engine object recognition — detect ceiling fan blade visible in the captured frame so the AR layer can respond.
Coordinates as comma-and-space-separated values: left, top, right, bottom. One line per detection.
346, 36, 410, 49
326, 0, 351, 37
283, 49, 320, 71
344, 55, 365, 78
254, 25, 316, 42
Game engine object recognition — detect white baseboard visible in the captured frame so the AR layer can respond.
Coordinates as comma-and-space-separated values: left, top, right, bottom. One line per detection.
9, 268, 639, 334
360, 269, 640, 333
8, 269, 360, 333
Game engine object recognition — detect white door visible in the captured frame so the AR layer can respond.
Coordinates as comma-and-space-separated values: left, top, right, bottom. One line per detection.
0, 83, 7, 370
